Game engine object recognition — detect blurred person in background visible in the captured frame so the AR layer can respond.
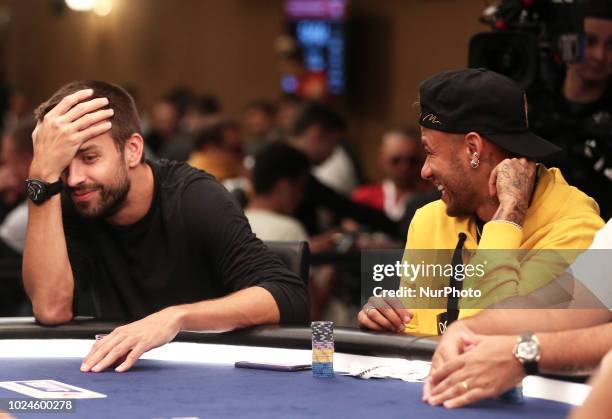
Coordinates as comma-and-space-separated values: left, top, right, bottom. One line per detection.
2, 88, 29, 132
143, 97, 180, 156
276, 94, 303, 137
183, 93, 221, 134
245, 142, 310, 242
161, 92, 222, 162
312, 139, 362, 197
245, 142, 339, 320
143, 86, 198, 162
187, 117, 245, 182
529, 0, 612, 219
0, 119, 34, 317
243, 100, 281, 155
0, 118, 32, 222
352, 127, 432, 221
288, 101, 399, 237
124, 84, 156, 160
0, 118, 35, 256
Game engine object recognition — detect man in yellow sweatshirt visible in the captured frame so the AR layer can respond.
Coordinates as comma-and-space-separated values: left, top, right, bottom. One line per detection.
358, 68, 604, 336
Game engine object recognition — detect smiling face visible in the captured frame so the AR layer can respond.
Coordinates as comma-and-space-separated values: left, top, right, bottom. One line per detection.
420, 127, 477, 217
64, 133, 131, 219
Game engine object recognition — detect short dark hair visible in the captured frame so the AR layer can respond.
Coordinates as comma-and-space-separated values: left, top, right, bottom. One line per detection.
278, 93, 303, 106
34, 80, 142, 161
291, 101, 346, 137
245, 100, 276, 117
194, 118, 239, 150
6, 117, 36, 158
253, 143, 310, 194
166, 86, 195, 118
195, 94, 221, 115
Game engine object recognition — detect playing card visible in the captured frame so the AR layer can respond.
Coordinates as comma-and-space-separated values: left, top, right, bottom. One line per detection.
0, 380, 107, 399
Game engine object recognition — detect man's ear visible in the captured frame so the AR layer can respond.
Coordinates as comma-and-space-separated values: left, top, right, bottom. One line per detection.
464, 131, 484, 159
124, 133, 144, 168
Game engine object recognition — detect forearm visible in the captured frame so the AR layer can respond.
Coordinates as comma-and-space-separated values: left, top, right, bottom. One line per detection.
569, 351, 612, 419
490, 272, 580, 309
174, 286, 280, 332
22, 196, 74, 324
310, 176, 398, 236
538, 323, 612, 375
461, 308, 611, 335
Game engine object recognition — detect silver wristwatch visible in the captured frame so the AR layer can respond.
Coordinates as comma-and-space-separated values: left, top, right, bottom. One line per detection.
513, 331, 541, 375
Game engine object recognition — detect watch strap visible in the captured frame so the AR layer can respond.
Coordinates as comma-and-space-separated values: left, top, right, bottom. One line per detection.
46, 179, 64, 196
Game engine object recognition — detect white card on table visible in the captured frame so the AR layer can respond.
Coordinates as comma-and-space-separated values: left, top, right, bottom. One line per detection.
0, 380, 107, 399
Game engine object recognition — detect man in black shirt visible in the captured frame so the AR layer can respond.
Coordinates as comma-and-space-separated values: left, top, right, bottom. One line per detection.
22, 81, 309, 373
529, 1, 612, 219
287, 102, 399, 237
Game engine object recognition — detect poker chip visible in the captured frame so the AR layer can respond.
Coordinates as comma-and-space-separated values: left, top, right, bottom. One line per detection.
311, 321, 334, 378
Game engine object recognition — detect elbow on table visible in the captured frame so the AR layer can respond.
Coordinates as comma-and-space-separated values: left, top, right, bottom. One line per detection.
33, 304, 73, 326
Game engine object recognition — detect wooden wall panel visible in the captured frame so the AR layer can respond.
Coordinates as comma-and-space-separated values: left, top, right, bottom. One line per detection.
1, 0, 488, 179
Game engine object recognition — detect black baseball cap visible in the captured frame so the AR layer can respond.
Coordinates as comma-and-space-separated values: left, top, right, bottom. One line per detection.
418, 68, 562, 159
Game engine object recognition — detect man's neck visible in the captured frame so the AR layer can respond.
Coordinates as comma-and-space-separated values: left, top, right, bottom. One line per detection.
248, 195, 284, 215
474, 195, 500, 223
563, 67, 608, 103
106, 163, 155, 226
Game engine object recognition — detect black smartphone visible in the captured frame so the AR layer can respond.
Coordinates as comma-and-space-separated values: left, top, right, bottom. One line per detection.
234, 361, 312, 372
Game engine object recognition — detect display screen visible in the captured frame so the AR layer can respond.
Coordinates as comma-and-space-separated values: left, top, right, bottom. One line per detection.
283, 0, 348, 97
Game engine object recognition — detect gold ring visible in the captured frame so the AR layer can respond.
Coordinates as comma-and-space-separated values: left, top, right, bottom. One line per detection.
460, 380, 469, 392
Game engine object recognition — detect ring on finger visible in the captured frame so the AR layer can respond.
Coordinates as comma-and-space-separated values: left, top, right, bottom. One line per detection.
459, 380, 469, 392
364, 304, 376, 315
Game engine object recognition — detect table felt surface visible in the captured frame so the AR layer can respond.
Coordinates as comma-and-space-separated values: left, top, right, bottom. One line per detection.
0, 358, 572, 419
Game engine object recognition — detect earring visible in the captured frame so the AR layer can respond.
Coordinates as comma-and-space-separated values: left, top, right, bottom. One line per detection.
470, 152, 480, 169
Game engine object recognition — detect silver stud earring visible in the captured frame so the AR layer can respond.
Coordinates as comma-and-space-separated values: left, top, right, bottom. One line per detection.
470, 152, 480, 169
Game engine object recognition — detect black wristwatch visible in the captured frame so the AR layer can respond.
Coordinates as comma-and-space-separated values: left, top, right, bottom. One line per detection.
25, 178, 64, 205
513, 332, 541, 375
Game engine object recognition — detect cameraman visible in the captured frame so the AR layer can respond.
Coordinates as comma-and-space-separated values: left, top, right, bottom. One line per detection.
529, 0, 612, 219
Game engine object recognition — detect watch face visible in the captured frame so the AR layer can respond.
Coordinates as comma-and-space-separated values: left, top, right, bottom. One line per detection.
517, 340, 539, 361
26, 180, 46, 204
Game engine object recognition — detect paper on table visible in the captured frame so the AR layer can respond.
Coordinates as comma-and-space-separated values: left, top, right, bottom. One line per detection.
343, 359, 431, 382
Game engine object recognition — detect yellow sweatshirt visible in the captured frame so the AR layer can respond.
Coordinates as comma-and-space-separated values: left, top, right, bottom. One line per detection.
402, 166, 604, 336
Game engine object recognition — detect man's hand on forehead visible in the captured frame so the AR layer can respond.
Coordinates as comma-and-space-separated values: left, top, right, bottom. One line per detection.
29, 89, 114, 181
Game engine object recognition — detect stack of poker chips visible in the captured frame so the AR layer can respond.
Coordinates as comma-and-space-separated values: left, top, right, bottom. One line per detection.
311, 321, 334, 378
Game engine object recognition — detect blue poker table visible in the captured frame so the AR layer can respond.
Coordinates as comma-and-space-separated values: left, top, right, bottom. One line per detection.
0, 318, 589, 419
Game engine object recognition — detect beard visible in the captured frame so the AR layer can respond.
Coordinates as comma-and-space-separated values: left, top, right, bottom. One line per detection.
69, 163, 131, 220
442, 160, 476, 218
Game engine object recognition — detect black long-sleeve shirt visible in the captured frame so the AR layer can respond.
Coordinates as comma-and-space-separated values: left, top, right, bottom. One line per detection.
297, 174, 400, 237
62, 159, 309, 324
